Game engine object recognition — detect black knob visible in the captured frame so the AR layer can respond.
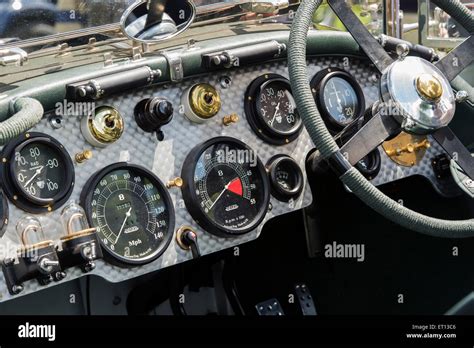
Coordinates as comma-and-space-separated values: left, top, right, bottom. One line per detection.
179, 229, 201, 259
134, 97, 174, 134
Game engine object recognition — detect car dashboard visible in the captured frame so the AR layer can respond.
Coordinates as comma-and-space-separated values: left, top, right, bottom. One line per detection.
0, 30, 467, 303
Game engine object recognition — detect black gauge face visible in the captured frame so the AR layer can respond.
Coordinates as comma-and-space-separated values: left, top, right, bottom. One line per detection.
181, 137, 270, 237
13, 143, 66, 203
245, 74, 303, 145
81, 164, 174, 266
355, 149, 381, 180
256, 80, 299, 134
322, 77, 359, 126
311, 68, 366, 133
267, 155, 304, 201
0, 133, 75, 213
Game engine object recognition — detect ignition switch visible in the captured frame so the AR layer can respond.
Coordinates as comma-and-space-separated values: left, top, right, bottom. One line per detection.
134, 97, 174, 141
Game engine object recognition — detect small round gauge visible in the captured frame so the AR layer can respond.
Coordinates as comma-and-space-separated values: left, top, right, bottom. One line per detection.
311, 68, 365, 133
181, 137, 270, 237
0, 133, 75, 213
267, 155, 304, 202
245, 74, 303, 145
355, 149, 381, 180
81, 163, 175, 266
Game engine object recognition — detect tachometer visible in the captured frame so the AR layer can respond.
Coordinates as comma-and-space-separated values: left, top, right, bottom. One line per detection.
80, 163, 175, 266
181, 137, 270, 237
311, 68, 365, 133
0, 133, 75, 213
245, 74, 303, 145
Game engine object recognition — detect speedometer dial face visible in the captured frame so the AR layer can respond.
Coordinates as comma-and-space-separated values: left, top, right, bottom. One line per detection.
81, 163, 174, 266
245, 74, 303, 145
181, 137, 270, 237
311, 68, 366, 133
0, 133, 75, 213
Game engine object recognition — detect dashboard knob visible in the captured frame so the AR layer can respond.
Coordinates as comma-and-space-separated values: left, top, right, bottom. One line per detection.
134, 97, 174, 136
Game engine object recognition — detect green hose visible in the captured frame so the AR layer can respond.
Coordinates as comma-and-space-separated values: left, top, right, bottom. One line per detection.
0, 98, 44, 146
431, 0, 474, 34
288, 0, 474, 238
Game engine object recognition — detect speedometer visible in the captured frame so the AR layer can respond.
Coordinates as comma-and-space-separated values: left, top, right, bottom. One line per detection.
181, 137, 270, 237
81, 163, 175, 266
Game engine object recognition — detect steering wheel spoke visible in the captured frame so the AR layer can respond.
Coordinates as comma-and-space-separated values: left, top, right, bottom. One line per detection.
340, 112, 401, 166
432, 127, 474, 180
327, 0, 394, 73
435, 36, 474, 82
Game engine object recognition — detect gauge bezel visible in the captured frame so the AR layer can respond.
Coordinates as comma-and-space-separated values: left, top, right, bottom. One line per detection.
355, 149, 381, 180
266, 155, 304, 202
181, 137, 270, 238
0, 132, 75, 214
80, 162, 175, 267
0, 189, 8, 238
310, 68, 366, 133
245, 74, 303, 145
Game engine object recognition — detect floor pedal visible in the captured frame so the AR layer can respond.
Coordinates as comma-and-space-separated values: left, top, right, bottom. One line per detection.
295, 283, 317, 315
255, 298, 284, 316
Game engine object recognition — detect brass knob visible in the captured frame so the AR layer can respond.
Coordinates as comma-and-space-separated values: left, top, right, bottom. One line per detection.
223, 113, 239, 126
167, 177, 183, 188
385, 139, 430, 157
416, 74, 443, 101
189, 84, 221, 119
75, 150, 93, 163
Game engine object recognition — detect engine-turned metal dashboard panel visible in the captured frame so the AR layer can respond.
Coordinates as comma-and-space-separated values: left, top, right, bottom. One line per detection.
0, 55, 453, 302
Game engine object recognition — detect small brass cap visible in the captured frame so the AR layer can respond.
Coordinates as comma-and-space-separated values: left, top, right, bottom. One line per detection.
75, 150, 93, 163
416, 74, 443, 101
223, 113, 239, 126
167, 177, 184, 188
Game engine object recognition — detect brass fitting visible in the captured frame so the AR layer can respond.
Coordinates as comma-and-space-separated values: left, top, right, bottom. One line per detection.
223, 113, 239, 126
75, 150, 93, 164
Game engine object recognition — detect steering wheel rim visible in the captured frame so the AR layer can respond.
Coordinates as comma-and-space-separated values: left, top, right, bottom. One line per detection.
288, 0, 474, 238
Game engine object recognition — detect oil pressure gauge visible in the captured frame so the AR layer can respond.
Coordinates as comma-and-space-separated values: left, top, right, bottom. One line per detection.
311, 68, 365, 134
245, 74, 303, 145
0, 133, 75, 213
267, 155, 304, 201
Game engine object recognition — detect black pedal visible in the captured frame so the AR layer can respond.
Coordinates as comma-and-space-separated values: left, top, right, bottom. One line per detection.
295, 284, 317, 315
255, 298, 284, 316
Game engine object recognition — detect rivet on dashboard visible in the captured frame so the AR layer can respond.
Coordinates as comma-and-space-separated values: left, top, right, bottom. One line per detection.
75, 150, 93, 164
223, 113, 239, 126
2, 158, 6, 163
167, 177, 184, 189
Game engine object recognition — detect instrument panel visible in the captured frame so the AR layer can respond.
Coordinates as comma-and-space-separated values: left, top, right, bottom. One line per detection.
0, 55, 453, 302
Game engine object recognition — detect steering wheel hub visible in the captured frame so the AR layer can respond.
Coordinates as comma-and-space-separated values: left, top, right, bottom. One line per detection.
416, 73, 443, 101
380, 57, 455, 135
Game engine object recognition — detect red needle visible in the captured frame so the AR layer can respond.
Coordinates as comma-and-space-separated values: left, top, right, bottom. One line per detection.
227, 178, 243, 197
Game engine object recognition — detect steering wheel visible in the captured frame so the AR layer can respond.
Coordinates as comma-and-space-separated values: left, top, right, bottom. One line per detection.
288, 0, 474, 238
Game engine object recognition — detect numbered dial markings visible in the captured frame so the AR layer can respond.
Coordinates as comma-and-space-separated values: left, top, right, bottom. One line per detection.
82, 164, 174, 265
13, 143, 64, 202
311, 68, 366, 132
181, 137, 270, 237
245, 74, 303, 145
0, 133, 75, 212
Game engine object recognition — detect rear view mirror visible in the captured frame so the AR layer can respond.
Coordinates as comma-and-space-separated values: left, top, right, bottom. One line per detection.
120, 0, 196, 43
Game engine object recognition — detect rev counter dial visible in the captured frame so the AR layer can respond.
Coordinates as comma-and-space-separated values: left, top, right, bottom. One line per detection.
81, 163, 175, 266
0, 133, 75, 213
311, 68, 366, 133
181, 137, 270, 237
245, 74, 303, 145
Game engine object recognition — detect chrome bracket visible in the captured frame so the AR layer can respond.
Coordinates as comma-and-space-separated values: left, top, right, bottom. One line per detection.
161, 50, 184, 82
0, 47, 28, 66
